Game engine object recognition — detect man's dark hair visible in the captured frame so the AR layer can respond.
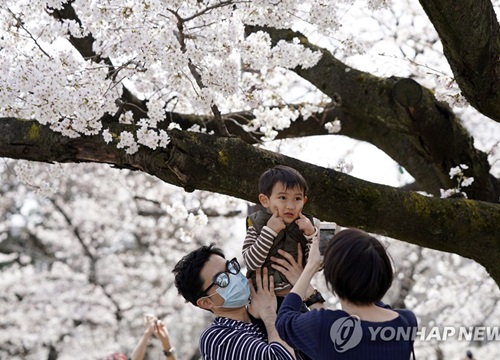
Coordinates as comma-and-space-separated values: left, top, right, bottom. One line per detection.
323, 229, 393, 305
259, 165, 308, 197
172, 243, 225, 306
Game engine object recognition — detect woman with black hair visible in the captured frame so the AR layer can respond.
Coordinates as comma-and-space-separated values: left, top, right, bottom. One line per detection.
275, 228, 417, 360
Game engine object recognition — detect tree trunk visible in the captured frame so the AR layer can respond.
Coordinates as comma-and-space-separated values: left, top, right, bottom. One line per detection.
419, 0, 500, 121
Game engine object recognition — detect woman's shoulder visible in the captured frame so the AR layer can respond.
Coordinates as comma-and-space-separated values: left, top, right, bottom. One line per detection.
394, 308, 418, 327
314, 307, 353, 320
374, 302, 417, 326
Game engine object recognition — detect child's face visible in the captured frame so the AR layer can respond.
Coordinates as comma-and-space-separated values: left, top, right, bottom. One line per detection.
259, 181, 307, 224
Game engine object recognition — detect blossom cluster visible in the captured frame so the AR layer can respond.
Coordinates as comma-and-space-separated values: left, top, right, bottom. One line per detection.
14, 161, 63, 197
0, 0, 484, 154
325, 119, 342, 134
440, 164, 475, 199
248, 106, 300, 141
433, 75, 469, 109
0, 0, 355, 150
335, 159, 354, 174
1, 160, 233, 359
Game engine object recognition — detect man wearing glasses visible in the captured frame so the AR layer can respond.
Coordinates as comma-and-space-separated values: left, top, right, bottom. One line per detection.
173, 244, 295, 360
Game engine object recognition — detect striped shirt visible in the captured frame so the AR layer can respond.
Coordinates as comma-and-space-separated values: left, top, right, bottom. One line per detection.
199, 317, 294, 360
242, 226, 315, 271
242, 226, 277, 271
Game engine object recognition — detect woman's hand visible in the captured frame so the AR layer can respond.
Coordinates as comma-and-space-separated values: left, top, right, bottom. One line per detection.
306, 235, 322, 273
270, 243, 304, 286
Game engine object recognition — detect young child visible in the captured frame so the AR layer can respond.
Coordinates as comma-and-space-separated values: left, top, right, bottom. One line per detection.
242, 165, 318, 295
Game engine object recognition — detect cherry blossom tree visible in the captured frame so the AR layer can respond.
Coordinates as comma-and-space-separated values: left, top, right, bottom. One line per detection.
0, 0, 499, 281
0, 0, 500, 358
0, 160, 247, 359
1, 158, 499, 359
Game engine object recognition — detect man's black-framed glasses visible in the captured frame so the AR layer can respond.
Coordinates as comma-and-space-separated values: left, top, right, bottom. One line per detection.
200, 257, 241, 297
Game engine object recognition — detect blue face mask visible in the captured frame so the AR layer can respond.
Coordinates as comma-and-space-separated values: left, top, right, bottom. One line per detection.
209, 272, 251, 308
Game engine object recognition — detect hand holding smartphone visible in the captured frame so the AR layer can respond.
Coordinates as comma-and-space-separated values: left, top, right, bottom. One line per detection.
319, 222, 336, 255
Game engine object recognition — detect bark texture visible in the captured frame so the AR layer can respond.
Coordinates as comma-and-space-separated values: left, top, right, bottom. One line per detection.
245, 25, 500, 202
1, 118, 499, 285
419, 0, 500, 121
1, 1, 500, 287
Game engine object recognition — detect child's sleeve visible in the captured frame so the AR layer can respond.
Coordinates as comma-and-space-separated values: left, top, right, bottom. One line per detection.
303, 222, 319, 261
304, 227, 319, 241
242, 225, 277, 271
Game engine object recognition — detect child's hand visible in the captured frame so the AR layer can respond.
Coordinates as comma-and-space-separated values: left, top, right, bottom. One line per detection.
296, 213, 315, 236
267, 209, 286, 233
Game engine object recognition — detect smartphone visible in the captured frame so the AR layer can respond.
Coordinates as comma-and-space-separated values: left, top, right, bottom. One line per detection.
319, 222, 337, 255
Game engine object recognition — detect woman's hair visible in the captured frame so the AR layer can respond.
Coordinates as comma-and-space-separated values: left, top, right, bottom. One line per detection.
323, 228, 393, 305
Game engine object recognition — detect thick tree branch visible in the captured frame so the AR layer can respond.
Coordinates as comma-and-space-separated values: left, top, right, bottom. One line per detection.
418, 0, 500, 121
0, 117, 499, 285
153, 106, 500, 202
47, 3, 500, 201
245, 26, 500, 202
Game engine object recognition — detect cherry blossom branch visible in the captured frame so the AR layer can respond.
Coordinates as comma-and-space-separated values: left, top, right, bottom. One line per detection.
167, 7, 230, 136
6, 8, 51, 58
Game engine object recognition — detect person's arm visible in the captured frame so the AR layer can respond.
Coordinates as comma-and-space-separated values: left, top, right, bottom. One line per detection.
243, 210, 286, 271
130, 315, 156, 360
274, 237, 326, 358
247, 268, 296, 359
289, 236, 322, 299
295, 213, 318, 262
270, 244, 318, 303
275, 292, 327, 359
153, 320, 176, 360
242, 225, 277, 270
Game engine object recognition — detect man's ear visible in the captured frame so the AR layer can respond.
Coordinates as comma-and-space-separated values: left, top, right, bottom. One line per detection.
258, 193, 270, 208
303, 196, 308, 204
196, 296, 214, 311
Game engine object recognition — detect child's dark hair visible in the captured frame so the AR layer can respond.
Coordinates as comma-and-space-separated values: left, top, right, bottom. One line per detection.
323, 229, 393, 305
259, 165, 308, 197
172, 243, 225, 306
